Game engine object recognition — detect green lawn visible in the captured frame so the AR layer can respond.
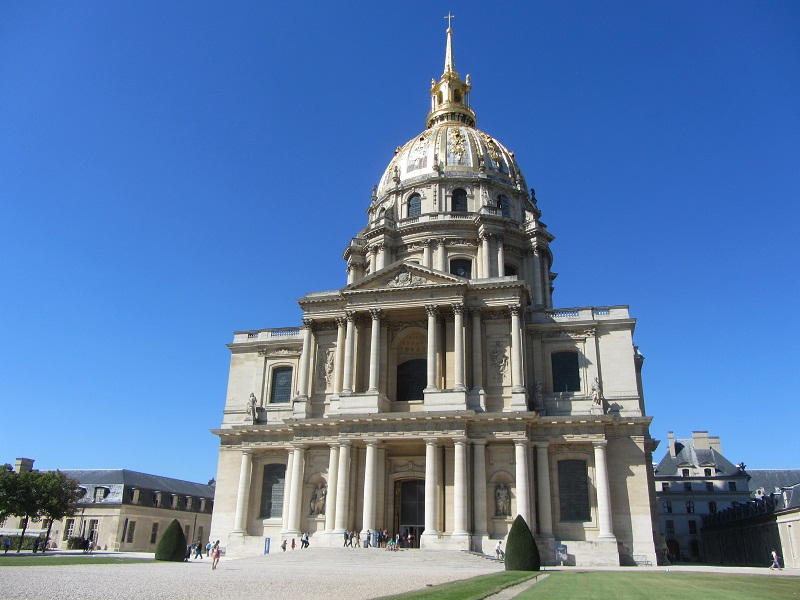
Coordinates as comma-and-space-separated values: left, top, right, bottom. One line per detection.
517, 571, 799, 600
0, 554, 152, 567
378, 571, 539, 600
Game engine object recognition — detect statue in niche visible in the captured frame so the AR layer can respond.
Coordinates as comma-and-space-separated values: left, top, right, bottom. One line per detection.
533, 380, 544, 410
309, 484, 327, 516
590, 377, 603, 406
495, 483, 510, 517
245, 393, 257, 423
489, 342, 508, 382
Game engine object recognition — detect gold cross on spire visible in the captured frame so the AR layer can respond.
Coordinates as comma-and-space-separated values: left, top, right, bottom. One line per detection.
444, 12, 455, 29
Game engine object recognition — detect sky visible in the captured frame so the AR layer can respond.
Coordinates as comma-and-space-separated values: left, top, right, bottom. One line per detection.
1, 1, 798, 485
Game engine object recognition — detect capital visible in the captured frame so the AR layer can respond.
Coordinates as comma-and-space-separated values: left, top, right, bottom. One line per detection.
302, 318, 315, 330
452, 303, 465, 315
345, 310, 358, 322
509, 304, 522, 317
369, 308, 384, 321
469, 307, 482, 319
425, 304, 439, 317
335, 316, 347, 328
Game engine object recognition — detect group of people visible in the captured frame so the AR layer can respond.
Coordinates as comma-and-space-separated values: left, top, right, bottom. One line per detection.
280, 532, 310, 552
186, 539, 221, 569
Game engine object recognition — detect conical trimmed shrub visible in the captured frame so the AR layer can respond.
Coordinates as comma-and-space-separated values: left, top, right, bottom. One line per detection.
504, 515, 540, 571
155, 519, 187, 562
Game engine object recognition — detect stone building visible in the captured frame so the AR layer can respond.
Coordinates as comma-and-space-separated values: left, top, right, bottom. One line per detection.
653, 432, 751, 562
0, 458, 214, 553
210, 24, 659, 566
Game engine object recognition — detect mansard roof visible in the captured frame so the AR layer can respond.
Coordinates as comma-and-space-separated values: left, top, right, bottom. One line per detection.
747, 469, 800, 496
58, 469, 215, 498
655, 443, 743, 477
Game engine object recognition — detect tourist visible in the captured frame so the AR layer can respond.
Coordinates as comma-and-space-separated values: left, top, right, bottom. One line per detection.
770, 548, 782, 570
211, 540, 220, 570
343, 531, 349, 547
3, 536, 9, 553
495, 541, 505, 560
194, 540, 203, 559
365, 530, 371, 548
206, 540, 212, 557
300, 532, 309, 549
291, 538, 296, 550
33, 538, 39, 553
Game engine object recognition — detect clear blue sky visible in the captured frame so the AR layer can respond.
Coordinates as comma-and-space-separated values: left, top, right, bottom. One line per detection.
1, 2, 798, 484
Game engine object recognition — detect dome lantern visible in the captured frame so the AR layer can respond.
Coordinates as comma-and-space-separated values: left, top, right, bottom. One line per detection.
426, 17, 476, 129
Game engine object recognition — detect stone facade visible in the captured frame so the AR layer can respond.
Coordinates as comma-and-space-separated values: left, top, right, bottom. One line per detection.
210, 25, 659, 566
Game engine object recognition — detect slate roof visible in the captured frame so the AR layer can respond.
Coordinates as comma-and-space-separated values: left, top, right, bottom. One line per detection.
655, 438, 743, 477
747, 469, 800, 496
57, 469, 215, 498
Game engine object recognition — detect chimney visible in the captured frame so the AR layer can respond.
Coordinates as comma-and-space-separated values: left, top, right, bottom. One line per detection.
668, 432, 676, 457
14, 458, 34, 473
692, 431, 710, 451
709, 435, 722, 454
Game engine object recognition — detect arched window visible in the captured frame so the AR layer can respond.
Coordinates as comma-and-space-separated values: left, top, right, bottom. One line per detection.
408, 193, 421, 217
270, 366, 293, 404
452, 188, 468, 212
259, 464, 287, 519
397, 359, 426, 401
558, 459, 590, 521
497, 195, 511, 218
450, 259, 472, 279
504, 264, 517, 277
551, 351, 580, 392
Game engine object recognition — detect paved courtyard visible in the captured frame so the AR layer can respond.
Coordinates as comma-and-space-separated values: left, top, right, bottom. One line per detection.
2, 548, 796, 599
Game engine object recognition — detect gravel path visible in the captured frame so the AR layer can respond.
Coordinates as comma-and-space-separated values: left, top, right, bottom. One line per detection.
3, 548, 504, 599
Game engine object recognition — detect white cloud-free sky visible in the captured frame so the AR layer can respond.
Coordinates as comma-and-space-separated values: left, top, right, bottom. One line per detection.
1, 1, 797, 484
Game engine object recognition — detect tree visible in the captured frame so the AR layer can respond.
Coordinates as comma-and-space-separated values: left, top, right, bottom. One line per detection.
11, 470, 42, 552
155, 519, 187, 562
504, 514, 540, 571
36, 471, 81, 553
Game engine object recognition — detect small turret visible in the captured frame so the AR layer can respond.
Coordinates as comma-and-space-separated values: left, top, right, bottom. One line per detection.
426, 15, 476, 128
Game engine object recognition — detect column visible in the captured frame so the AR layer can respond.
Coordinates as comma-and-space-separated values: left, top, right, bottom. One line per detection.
297, 318, 314, 398
377, 243, 387, 271
369, 246, 378, 274
510, 305, 525, 393
334, 441, 351, 533
333, 317, 346, 396
287, 445, 305, 533
593, 440, 616, 540
281, 451, 294, 532
481, 234, 490, 278
232, 449, 253, 533
473, 440, 488, 536
380, 318, 389, 395
346, 265, 354, 285
342, 311, 356, 394
361, 441, 379, 539
470, 308, 483, 391
437, 238, 447, 272
530, 250, 543, 305
497, 236, 505, 277
453, 438, 469, 536
368, 308, 382, 392
535, 442, 553, 537
423, 438, 439, 536
422, 240, 432, 269
514, 440, 531, 526
325, 444, 340, 532
452, 303, 466, 391
425, 304, 438, 391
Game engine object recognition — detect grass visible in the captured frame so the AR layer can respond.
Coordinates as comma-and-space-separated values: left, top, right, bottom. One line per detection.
0, 554, 152, 567
516, 571, 799, 600
378, 570, 539, 599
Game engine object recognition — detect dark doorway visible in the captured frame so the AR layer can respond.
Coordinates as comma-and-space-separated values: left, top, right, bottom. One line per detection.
397, 359, 426, 401
394, 479, 425, 548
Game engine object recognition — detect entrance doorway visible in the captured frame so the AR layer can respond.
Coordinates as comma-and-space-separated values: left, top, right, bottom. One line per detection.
394, 479, 424, 548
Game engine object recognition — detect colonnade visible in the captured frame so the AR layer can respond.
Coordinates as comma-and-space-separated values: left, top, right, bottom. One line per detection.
230, 438, 616, 545
293, 302, 526, 401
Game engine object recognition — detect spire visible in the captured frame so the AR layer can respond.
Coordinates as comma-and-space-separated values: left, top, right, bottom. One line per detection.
426, 17, 476, 129
444, 12, 456, 76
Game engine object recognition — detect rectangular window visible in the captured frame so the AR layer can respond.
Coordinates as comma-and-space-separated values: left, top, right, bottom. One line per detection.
150, 522, 159, 544
663, 501, 672, 514
558, 459, 591, 522
88, 520, 99, 542
662, 482, 670, 492
126, 521, 136, 544
197, 526, 204, 545
706, 482, 714, 492
665, 520, 674, 534
184, 525, 190, 540
708, 501, 717, 513
682, 468, 690, 477
704, 468, 712, 477
684, 482, 692, 492
270, 367, 293, 404
688, 520, 697, 534
728, 482, 737, 491
64, 518, 75, 541
551, 352, 581, 393
686, 501, 695, 514
260, 463, 288, 519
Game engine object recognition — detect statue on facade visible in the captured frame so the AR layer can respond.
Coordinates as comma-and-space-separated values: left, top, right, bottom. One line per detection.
309, 484, 327, 516
533, 380, 544, 410
245, 393, 258, 423
590, 377, 603, 406
495, 483, 510, 517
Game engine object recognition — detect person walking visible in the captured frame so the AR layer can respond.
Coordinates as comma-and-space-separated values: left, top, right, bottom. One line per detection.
205, 540, 212, 558
211, 540, 221, 570
495, 541, 505, 560
300, 532, 309, 549
770, 548, 782, 570
194, 540, 203, 559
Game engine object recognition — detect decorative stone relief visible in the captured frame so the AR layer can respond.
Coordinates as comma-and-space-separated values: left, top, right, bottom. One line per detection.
309, 483, 327, 516
495, 482, 511, 517
316, 348, 335, 391
386, 271, 430, 287
390, 459, 425, 474
488, 341, 509, 384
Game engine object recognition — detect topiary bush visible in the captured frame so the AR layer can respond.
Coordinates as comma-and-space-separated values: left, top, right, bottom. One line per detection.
154, 519, 187, 562
504, 515, 540, 571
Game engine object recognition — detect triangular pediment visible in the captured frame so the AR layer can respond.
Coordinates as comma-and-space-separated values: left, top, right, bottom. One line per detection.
344, 261, 466, 293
